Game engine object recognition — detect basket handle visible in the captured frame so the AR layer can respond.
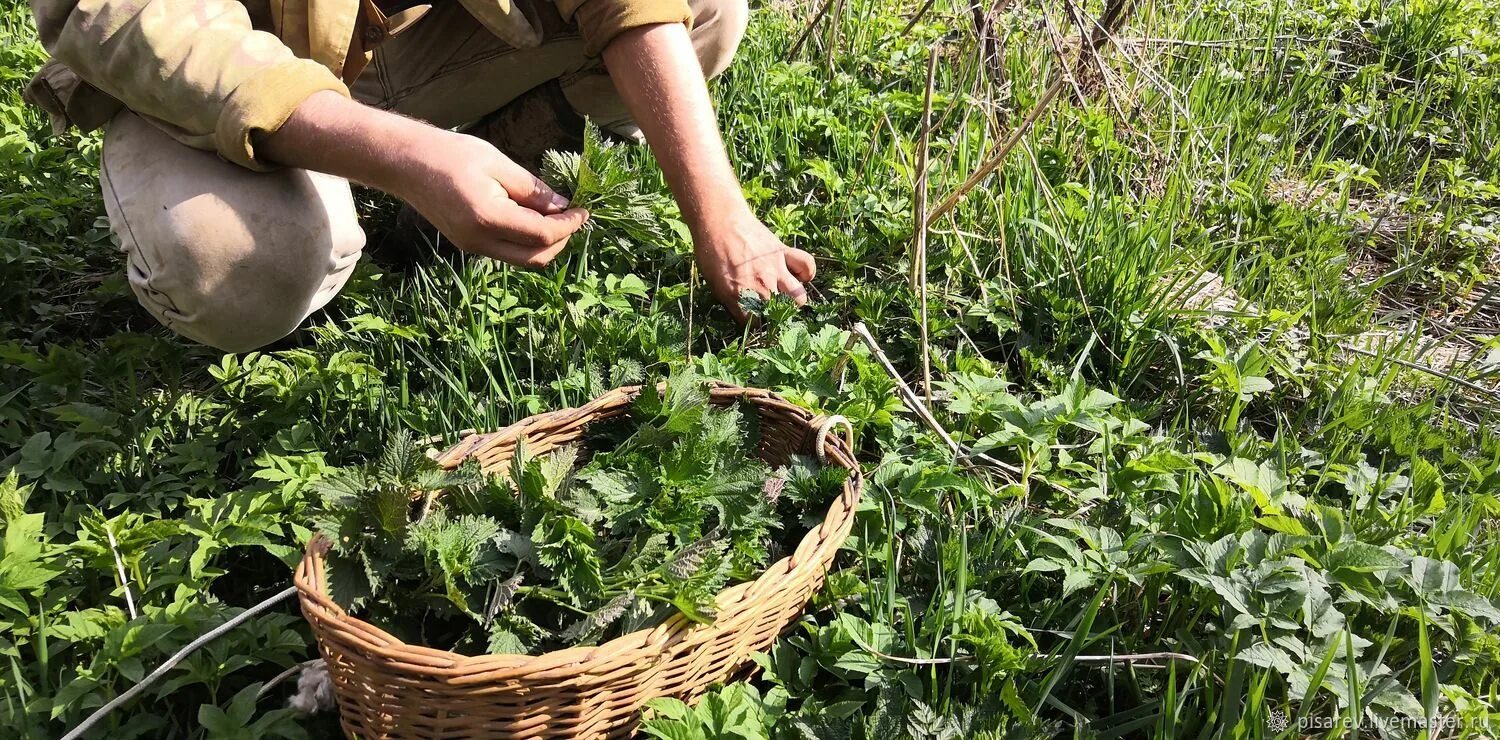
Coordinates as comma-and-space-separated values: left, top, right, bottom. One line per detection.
810, 414, 855, 462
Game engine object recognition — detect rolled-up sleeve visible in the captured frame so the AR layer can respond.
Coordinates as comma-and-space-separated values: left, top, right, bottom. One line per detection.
31, 0, 349, 169
558, 0, 692, 56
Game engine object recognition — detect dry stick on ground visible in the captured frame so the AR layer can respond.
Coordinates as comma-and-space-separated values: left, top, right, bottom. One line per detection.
851, 323, 1007, 470
1116, 35, 1348, 49
1094, 25, 1215, 154
927, 75, 1067, 223
859, 639, 1200, 667
913, 46, 939, 409
928, 0, 1138, 222
1069, 651, 1201, 664
1341, 342, 1500, 406
941, 214, 993, 302
1174, 269, 1500, 409
1416, 281, 1498, 364
1041, 9, 1090, 106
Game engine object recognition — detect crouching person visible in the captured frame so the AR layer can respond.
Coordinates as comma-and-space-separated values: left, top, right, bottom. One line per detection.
26, 0, 815, 351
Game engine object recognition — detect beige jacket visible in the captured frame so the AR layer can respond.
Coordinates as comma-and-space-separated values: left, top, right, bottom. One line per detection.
26, 0, 689, 170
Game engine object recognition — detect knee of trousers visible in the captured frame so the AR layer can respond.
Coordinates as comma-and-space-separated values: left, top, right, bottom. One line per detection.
101, 113, 365, 353
689, 0, 750, 79
122, 208, 366, 353
134, 221, 365, 354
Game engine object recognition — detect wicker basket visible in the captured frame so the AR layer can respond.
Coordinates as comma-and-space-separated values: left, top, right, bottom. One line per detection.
293, 384, 862, 738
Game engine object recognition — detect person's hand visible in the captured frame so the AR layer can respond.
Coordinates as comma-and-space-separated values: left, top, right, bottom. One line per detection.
693, 210, 817, 321
391, 129, 589, 267
259, 92, 586, 268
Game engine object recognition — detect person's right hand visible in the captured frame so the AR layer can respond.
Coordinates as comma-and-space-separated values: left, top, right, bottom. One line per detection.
392, 129, 589, 267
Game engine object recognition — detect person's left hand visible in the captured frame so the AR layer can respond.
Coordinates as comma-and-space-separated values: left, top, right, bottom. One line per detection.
692, 211, 817, 321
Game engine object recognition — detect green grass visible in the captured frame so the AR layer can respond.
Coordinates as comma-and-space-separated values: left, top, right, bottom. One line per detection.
2, 0, 1500, 737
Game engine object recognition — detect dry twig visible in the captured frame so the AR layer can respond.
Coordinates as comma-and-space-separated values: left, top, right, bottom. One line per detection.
851, 322, 1077, 494
63, 588, 298, 740
105, 524, 138, 620
913, 46, 939, 408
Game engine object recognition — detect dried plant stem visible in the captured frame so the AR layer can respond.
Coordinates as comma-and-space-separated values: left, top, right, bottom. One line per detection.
860, 644, 1200, 666
823, 0, 847, 70
913, 46, 939, 408
1339, 343, 1500, 406
1068, 651, 1200, 663
1041, 10, 1089, 105
850, 322, 1070, 492
105, 524, 138, 620
927, 76, 1065, 222
852, 324, 982, 461
685, 259, 696, 361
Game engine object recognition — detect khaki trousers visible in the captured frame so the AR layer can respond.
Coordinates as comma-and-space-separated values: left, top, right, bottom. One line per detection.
100, 0, 746, 352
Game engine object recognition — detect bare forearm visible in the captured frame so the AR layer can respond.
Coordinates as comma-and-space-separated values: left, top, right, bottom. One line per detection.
260, 90, 585, 264
260, 90, 428, 196
602, 24, 752, 236
601, 22, 815, 315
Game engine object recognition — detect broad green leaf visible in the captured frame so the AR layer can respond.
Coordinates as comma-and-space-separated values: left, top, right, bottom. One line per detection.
1325, 542, 1403, 573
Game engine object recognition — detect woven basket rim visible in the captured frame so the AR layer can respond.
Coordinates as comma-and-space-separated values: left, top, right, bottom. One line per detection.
293, 383, 863, 676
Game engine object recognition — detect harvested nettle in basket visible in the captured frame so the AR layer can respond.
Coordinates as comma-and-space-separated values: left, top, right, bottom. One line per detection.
296, 374, 862, 737
306, 370, 849, 657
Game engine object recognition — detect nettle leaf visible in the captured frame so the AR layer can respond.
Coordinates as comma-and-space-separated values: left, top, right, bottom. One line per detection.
671, 591, 720, 625
532, 515, 604, 600
493, 529, 534, 563
540, 446, 580, 497
510, 441, 550, 504
487, 628, 528, 655
560, 591, 636, 643
581, 467, 635, 504
299, 370, 836, 656
325, 554, 373, 610
668, 529, 724, 579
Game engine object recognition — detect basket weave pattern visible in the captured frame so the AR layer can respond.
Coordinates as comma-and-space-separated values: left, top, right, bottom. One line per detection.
294, 385, 863, 738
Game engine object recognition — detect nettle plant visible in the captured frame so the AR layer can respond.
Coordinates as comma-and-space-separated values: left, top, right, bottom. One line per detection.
309, 371, 846, 654
541, 122, 674, 251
